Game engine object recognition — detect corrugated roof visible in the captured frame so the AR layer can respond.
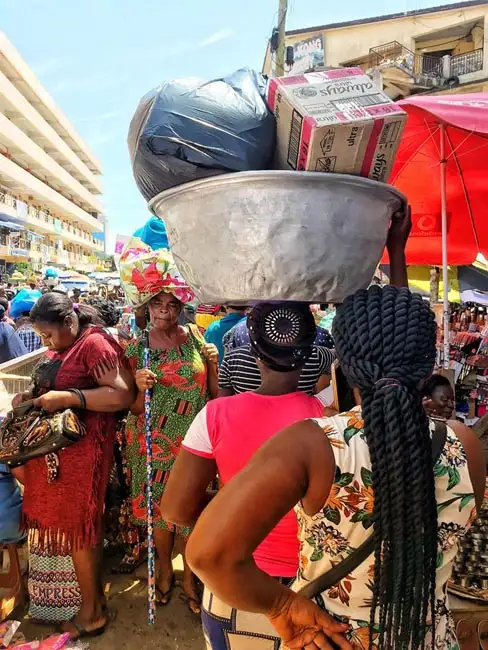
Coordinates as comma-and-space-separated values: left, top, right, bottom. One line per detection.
286, 0, 488, 36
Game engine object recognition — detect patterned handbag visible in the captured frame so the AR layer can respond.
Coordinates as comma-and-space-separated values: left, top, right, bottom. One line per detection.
0, 400, 86, 479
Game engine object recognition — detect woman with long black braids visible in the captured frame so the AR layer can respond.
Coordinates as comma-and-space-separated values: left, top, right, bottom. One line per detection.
185, 286, 485, 650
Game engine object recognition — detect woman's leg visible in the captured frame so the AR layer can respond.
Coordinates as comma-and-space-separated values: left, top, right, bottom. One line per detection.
63, 545, 107, 635
182, 537, 201, 614
154, 527, 175, 604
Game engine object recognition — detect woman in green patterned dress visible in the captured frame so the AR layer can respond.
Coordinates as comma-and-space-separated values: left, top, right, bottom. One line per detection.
126, 290, 218, 613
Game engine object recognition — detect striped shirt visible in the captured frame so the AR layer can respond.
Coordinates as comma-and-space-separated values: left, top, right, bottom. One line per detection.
17, 327, 42, 354
219, 344, 335, 396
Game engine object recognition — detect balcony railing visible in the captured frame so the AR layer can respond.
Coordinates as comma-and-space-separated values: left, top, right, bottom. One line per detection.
369, 41, 484, 81
450, 48, 484, 76
0, 191, 17, 209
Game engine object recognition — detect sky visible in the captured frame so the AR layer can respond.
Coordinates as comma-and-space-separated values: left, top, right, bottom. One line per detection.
1, 0, 464, 252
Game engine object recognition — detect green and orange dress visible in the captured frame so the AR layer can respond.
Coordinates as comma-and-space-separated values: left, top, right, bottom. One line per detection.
125, 325, 208, 536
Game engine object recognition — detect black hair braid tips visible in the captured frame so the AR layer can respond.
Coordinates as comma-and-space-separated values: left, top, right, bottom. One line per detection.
332, 286, 437, 650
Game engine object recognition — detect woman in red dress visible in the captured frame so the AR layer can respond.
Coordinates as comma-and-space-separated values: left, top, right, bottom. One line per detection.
13, 292, 135, 639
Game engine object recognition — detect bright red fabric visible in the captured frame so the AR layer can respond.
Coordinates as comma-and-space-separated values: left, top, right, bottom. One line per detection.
22, 328, 123, 551
383, 93, 488, 265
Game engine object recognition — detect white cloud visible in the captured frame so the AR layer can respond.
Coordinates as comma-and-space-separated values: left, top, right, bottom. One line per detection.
50, 73, 125, 94
199, 28, 234, 47
31, 57, 67, 77
78, 110, 123, 123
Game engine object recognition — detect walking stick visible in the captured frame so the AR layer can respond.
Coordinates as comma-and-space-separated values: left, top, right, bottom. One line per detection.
142, 329, 156, 624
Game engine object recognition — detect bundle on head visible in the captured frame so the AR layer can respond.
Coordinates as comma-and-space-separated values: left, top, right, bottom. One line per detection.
332, 285, 437, 650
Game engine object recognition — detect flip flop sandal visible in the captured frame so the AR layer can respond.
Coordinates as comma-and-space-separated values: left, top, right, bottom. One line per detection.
456, 619, 479, 650
179, 592, 202, 615
62, 617, 107, 640
478, 620, 488, 650
155, 576, 176, 607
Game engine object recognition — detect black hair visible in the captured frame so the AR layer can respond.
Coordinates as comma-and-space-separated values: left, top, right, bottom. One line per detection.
0, 297, 9, 311
227, 305, 247, 311
421, 373, 452, 399
84, 297, 120, 328
30, 292, 101, 328
332, 285, 437, 650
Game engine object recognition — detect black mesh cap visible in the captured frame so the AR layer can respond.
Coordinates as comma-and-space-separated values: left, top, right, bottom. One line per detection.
247, 302, 316, 372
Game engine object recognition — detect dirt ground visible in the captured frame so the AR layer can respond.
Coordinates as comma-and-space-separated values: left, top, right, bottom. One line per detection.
16, 559, 206, 650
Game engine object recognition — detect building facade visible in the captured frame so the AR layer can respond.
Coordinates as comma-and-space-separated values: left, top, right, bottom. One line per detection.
0, 31, 104, 277
263, 0, 488, 100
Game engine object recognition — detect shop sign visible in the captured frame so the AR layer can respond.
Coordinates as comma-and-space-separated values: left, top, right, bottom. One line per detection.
288, 33, 325, 75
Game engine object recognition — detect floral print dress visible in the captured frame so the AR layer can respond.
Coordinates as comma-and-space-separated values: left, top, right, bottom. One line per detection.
293, 407, 475, 650
125, 325, 208, 536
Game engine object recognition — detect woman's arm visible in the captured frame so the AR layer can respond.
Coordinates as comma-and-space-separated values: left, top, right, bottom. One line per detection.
34, 362, 135, 413
186, 420, 335, 613
448, 420, 486, 513
387, 205, 411, 288
206, 361, 219, 400
161, 448, 217, 527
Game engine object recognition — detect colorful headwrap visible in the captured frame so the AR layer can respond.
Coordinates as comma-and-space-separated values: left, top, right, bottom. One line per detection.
119, 218, 195, 309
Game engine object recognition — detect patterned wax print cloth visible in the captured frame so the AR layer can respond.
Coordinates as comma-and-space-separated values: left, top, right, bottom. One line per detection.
118, 236, 194, 309
125, 325, 208, 537
200, 408, 475, 650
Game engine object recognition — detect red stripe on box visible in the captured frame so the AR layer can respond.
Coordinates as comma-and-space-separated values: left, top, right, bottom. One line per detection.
297, 115, 316, 170
324, 67, 363, 79
267, 78, 279, 111
279, 75, 308, 85
360, 119, 384, 177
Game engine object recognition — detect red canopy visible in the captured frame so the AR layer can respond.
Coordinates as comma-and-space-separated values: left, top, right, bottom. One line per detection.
387, 93, 488, 265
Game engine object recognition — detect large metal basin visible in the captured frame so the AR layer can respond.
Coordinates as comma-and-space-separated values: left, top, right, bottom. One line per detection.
150, 171, 406, 304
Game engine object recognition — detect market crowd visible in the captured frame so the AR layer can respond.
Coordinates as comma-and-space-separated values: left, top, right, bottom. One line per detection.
0, 211, 485, 650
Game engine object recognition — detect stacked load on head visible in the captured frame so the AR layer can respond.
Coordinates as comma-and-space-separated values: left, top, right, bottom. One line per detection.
128, 67, 407, 305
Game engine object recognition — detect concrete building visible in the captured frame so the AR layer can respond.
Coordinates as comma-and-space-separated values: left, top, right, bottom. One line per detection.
0, 31, 104, 276
263, 0, 488, 100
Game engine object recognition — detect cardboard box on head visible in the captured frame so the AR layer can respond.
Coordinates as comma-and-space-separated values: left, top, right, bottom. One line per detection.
267, 67, 407, 183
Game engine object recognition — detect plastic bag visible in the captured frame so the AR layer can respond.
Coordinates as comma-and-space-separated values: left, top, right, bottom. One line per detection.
128, 67, 276, 201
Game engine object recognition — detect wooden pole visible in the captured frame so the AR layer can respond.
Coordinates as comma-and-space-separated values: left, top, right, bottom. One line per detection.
275, 0, 288, 77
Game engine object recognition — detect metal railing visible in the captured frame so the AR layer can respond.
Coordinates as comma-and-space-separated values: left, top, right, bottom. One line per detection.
369, 41, 484, 80
450, 48, 484, 76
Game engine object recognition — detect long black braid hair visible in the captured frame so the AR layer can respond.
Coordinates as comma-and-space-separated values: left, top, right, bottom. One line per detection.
332, 285, 437, 650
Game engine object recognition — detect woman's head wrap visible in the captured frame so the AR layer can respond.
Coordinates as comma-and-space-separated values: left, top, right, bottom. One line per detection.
119, 217, 195, 308
247, 302, 316, 372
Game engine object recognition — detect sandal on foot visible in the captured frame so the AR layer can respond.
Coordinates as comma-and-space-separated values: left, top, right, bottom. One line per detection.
62, 617, 107, 640
155, 576, 175, 607
179, 592, 201, 615
478, 620, 488, 650
456, 619, 478, 650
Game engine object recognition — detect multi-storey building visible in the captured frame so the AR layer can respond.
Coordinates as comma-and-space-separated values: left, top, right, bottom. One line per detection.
263, 0, 488, 100
0, 31, 104, 276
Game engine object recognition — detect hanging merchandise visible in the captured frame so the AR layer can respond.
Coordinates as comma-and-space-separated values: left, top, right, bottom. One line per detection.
128, 67, 276, 201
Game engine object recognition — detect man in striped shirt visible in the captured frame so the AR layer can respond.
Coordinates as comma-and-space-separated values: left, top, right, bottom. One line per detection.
219, 339, 335, 397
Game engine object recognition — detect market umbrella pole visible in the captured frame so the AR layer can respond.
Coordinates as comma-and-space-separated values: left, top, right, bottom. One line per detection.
440, 124, 450, 369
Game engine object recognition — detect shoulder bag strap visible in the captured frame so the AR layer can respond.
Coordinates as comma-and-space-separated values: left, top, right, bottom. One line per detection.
298, 420, 447, 599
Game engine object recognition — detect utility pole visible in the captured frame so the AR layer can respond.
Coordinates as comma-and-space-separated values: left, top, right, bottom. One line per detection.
275, 0, 288, 77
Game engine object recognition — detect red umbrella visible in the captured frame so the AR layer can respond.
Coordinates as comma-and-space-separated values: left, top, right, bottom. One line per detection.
384, 93, 488, 365
390, 93, 488, 266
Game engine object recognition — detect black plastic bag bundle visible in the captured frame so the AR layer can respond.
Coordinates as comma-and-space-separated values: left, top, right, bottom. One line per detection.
128, 67, 276, 201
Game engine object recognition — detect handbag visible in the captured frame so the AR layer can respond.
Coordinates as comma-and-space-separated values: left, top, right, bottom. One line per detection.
0, 400, 86, 470
298, 420, 448, 599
